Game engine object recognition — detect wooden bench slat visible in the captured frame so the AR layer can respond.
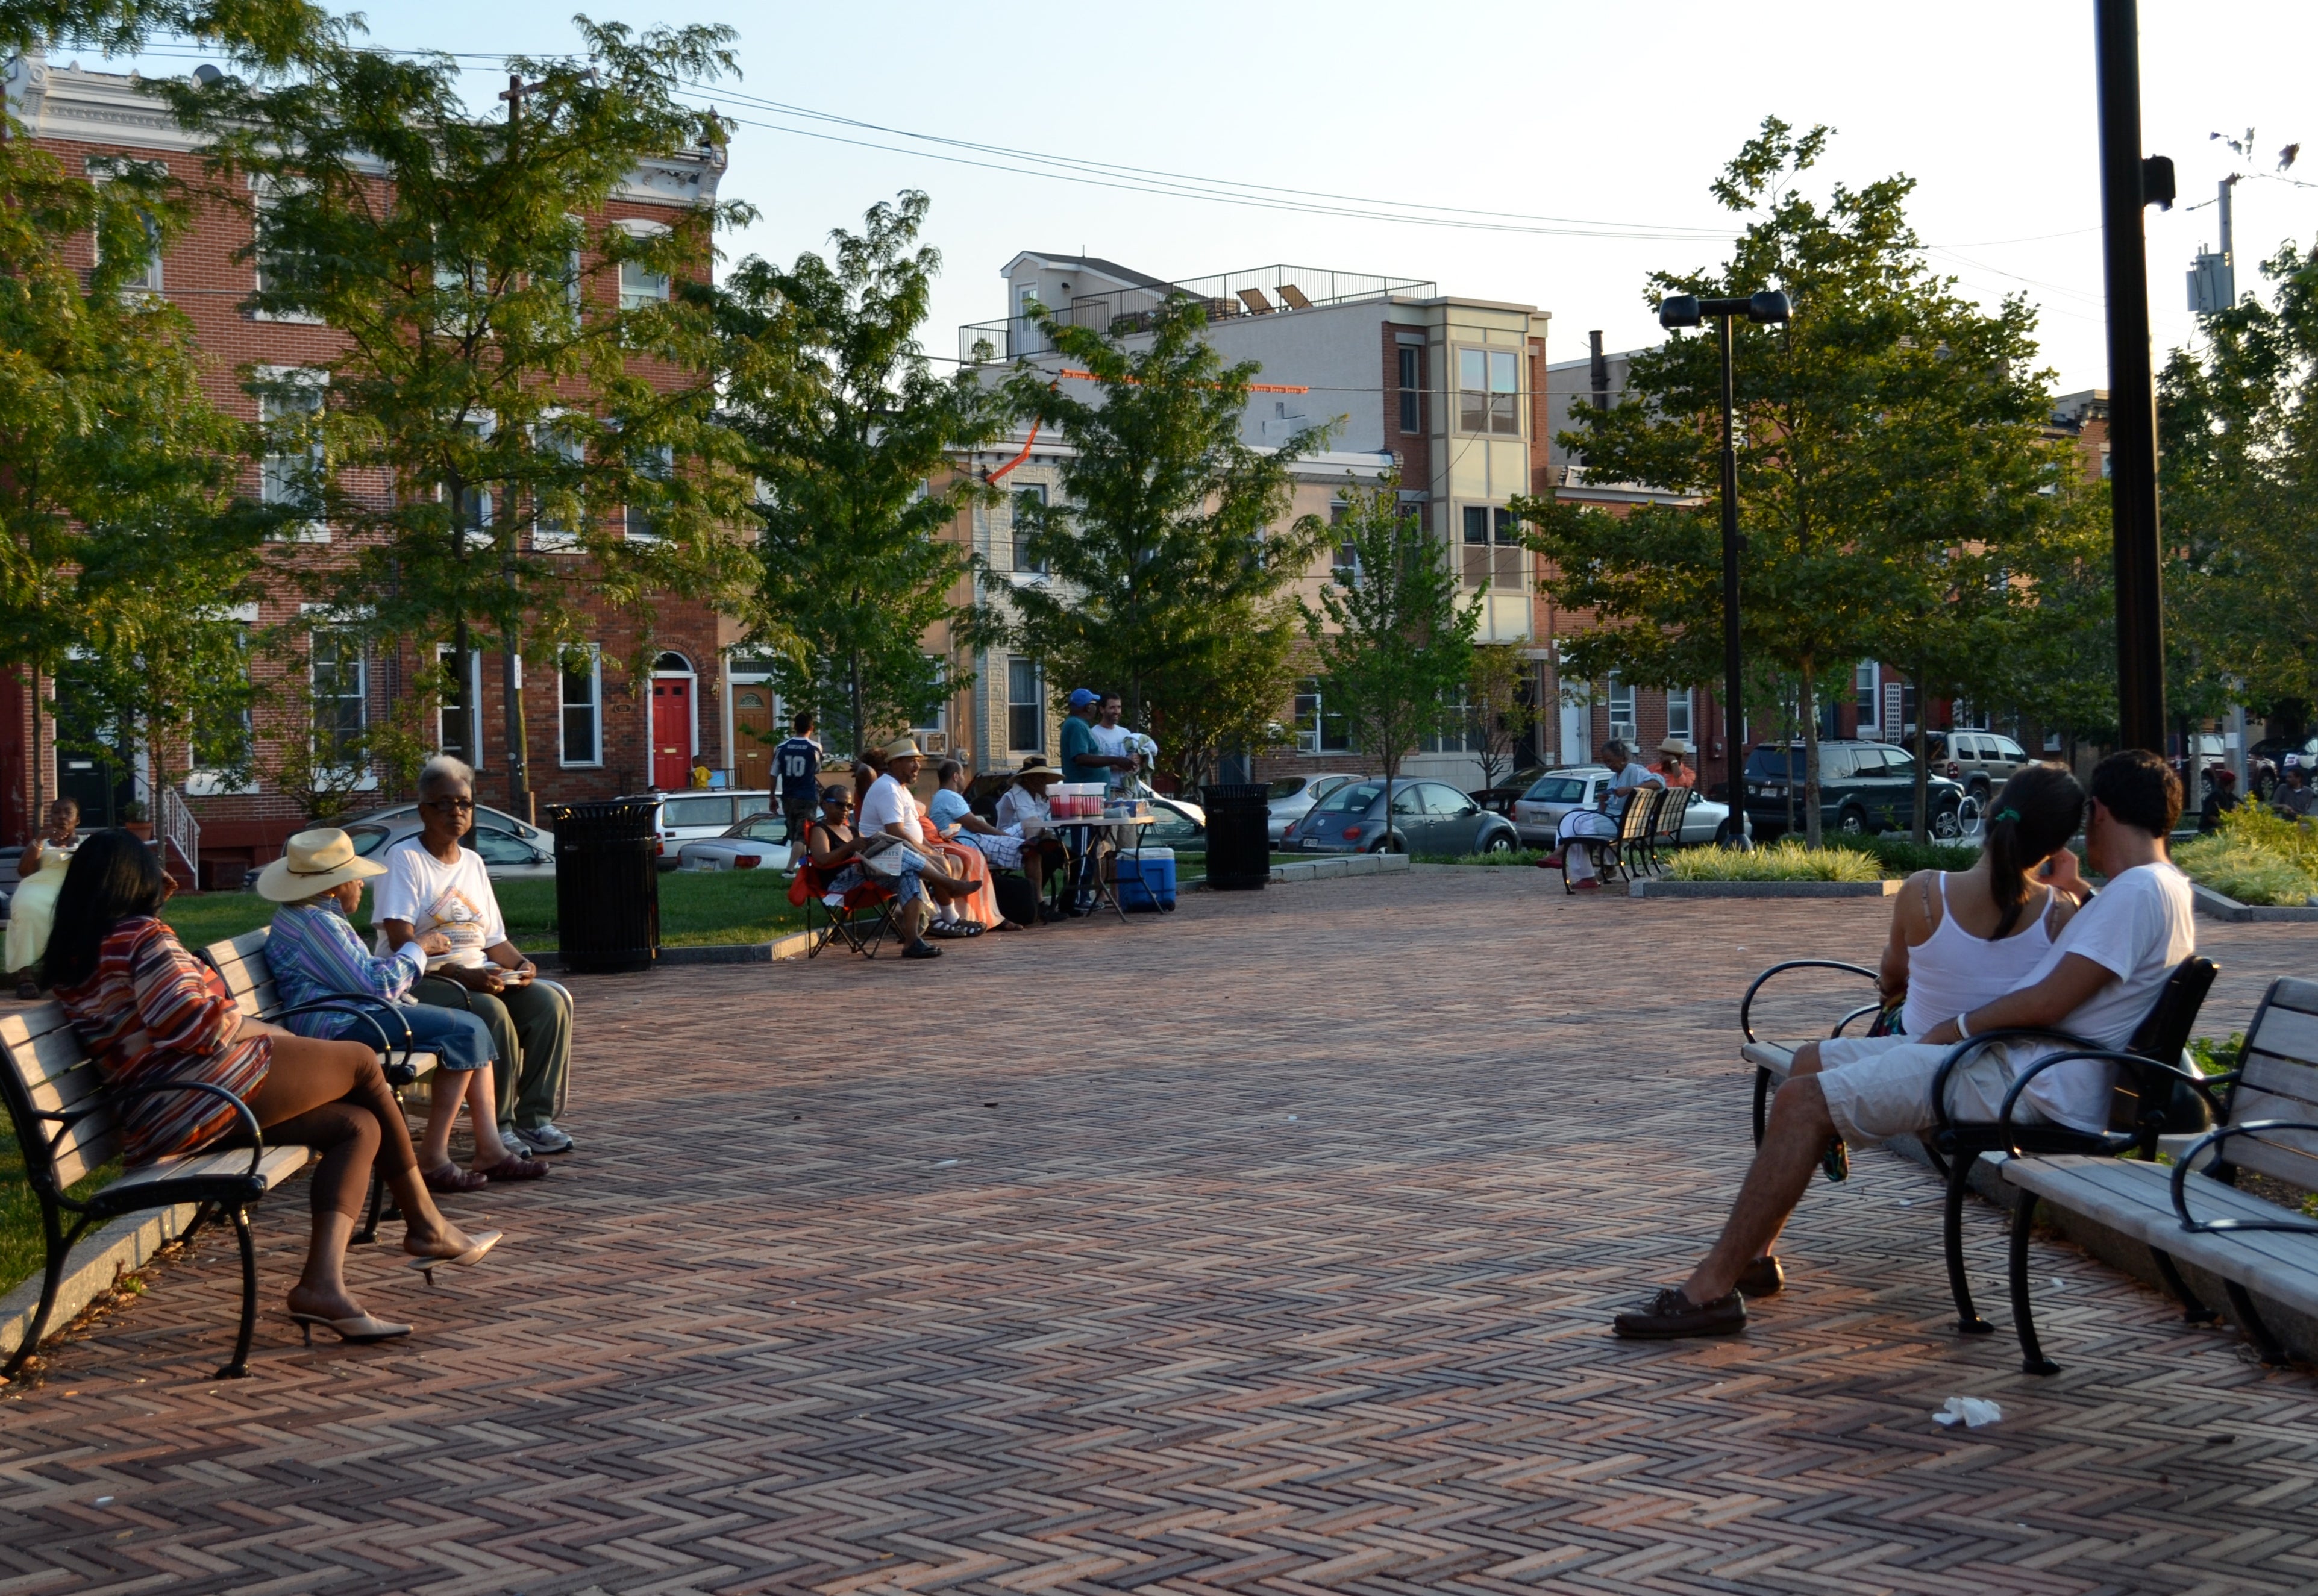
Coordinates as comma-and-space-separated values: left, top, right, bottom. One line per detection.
2240, 1048, 2318, 1106
1742, 1042, 1797, 1079
2270, 976, 2318, 1017
106, 1143, 307, 1195
13, 1023, 95, 1089
51, 1124, 123, 1189
20, 1057, 107, 1116
2245, 1007, 2318, 1072
0, 1003, 78, 1051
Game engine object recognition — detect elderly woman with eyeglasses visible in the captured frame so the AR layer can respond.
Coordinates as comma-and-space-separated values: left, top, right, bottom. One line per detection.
376, 756, 577, 1159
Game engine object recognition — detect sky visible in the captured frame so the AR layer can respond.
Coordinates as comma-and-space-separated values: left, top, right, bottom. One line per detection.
95, 0, 2318, 398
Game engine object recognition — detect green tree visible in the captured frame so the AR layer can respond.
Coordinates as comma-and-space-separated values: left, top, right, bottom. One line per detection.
1464, 641, 1544, 795
1300, 474, 1480, 846
718, 192, 1011, 754
165, 21, 759, 815
1000, 295, 1329, 789
2160, 235, 2318, 730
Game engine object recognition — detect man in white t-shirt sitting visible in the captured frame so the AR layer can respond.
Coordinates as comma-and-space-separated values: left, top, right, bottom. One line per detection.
1547, 739, 1662, 890
1614, 749, 2197, 1339
377, 757, 576, 1156
857, 737, 978, 960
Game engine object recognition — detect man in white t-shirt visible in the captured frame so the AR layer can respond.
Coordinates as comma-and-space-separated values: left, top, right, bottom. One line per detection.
857, 738, 977, 959
1614, 749, 2197, 1340
377, 756, 577, 1156
1088, 693, 1142, 792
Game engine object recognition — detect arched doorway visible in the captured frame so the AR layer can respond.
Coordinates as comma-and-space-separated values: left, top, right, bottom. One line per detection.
650, 651, 697, 790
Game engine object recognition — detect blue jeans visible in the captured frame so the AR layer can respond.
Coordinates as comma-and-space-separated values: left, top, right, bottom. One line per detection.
329, 1001, 498, 1074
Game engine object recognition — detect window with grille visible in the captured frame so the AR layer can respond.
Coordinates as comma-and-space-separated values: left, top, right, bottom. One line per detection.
1012, 483, 1047, 574
1294, 680, 1352, 753
619, 257, 669, 308
436, 645, 483, 768
1397, 345, 1421, 434
310, 630, 367, 769
560, 647, 601, 766
260, 377, 326, 537
1608, 675, 1637, 743
1666, 687, 1693, 742
1458, 346, 1520, 435
1460, 505, 1524, 589
1007, 657, 1044, 753
625, 443, 672, 541
1855, 660, 1879, 732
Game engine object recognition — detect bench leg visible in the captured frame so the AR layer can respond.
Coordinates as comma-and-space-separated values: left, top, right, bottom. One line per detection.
218, 1204, 258, 1380
2150, 1248, 2219, 1325
1945, 1153, 1994, 1335
2, 1218, 80, 1382
1751, 1068, 1771, 1146
2224, 1281, 2293, 1367
2008, 1192, 2060, 1375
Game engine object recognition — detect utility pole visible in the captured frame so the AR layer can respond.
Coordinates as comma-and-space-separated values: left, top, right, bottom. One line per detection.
2094, 0, 2172, 756
495, 72, 545, 822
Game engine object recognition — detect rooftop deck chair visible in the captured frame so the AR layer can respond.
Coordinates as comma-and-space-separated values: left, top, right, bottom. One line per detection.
1237, 287, 1274, 314
1276, 283, 1314, 310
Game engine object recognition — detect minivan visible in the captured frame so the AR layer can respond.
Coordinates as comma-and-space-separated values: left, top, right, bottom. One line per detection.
1922, 730, 2034, 798
618, 789, 776, 868
1741, 741, 1966, 841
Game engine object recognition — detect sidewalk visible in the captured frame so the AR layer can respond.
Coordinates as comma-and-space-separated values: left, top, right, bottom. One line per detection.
0, 872, 2311, 1594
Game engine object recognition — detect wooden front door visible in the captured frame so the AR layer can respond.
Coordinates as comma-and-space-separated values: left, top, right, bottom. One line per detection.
731, 685, 773, 793
651, 675, 692, 790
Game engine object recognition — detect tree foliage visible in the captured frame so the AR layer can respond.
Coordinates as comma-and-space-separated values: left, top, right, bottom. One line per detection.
1300, 474, 1480, 839
999, 296, 1327, 789
719, 192, 1011, 756
163, 19, 759, 809
1464, 642, 1543, 795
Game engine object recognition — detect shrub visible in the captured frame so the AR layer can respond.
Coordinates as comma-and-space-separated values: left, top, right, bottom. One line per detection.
2175, 806, 2318, 906
1826, 833, 1982, 875
1418, 848, 1552, 867
1666, 839, 1883, 882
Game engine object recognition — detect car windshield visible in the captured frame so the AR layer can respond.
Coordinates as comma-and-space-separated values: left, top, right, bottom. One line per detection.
1265, 777, 1308, 800
1314, 781, 1384, 814
1521, 776, 1590, 804
661, 796, 734, 828
346, 825, 390, 857
1745, 747, 1803, 781
731, 814, 788, 840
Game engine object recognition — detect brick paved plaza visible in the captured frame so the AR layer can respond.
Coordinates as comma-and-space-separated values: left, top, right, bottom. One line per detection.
1, 871, 2315, 1594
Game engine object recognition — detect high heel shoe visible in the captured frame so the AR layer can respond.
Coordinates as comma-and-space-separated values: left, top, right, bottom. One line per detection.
407, 1228, 503, 1285
290, 1312, 412, 1345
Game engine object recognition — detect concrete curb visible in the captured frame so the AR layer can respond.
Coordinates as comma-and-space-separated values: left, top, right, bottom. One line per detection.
529, 934, 816, 972
1630, 878, 1902, 899
2189, 882, 2318, 922
0, 1202, 198, 1362
1267, 854, 1414, 884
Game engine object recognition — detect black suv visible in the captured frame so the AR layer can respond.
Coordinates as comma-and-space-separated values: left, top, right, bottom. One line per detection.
1741, 740, 1967, 841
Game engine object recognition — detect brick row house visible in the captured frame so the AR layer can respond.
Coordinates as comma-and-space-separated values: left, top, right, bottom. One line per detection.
0, 55, 762, 884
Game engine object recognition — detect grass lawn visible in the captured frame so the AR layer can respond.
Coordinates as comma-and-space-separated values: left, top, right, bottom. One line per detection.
0, 1131, 117, 1297
164, 868, 805, 954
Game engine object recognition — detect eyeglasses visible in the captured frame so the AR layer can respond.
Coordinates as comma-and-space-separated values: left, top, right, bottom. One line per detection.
422, 796, 475, 813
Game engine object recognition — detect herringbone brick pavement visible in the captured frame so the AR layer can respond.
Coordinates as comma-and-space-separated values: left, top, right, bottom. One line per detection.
0, 870, 2312, 1595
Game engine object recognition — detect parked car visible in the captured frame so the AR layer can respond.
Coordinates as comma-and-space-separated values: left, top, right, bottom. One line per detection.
1142, 795, 1207, 852
1470, 765, 1552, 816
239, 815, 553, 890
1741, 741, 1966, 841
1509, 768, 1730, 848
1921, 730, 2034, 798
2251, 733, 2316, 798
1265, 773, 1361, 841
1279, 778, 1518, 855
343, 799, 556, 855
615, 789, 776, 869
676, 811, 795, 872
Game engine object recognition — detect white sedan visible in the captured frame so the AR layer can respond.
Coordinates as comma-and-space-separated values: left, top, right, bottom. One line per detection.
1509, 767, 1729, 848
675, 812, 795, 872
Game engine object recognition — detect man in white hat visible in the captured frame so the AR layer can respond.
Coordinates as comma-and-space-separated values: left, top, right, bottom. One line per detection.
857, 737, 980, 958
261, 826, 548, 1189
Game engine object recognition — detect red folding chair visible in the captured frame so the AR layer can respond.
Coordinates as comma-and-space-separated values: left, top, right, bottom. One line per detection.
789, 860, 898, 959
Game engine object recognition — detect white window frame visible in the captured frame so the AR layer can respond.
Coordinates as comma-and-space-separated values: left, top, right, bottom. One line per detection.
1607, 674, 1637, 744
183, 603, 260, 795
1665, 687, 1694, 743
559, 644, 603, 768
255, 365, 329, 542
1010, 481, 1047, 577
563, 213, 586, 313
1294, 678, 1353, 754
531, 410, 587, 552
1456, 345, 1521, 437
1855, 660, 1880, 734
613, 217, 673, 310
625, 442, 673, 542
248, 176, 324, 324
1006, 656, 1045, 754
434, 642, 484, 769
89, 159, 167, 296
307, 624, 375, 788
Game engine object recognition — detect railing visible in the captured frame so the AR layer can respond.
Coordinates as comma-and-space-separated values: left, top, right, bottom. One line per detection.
962, 263, 1435, 365
157, 782, 199, 882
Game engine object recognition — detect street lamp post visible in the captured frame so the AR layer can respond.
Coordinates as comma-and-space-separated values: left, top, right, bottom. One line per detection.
1658, 289, 1791, 846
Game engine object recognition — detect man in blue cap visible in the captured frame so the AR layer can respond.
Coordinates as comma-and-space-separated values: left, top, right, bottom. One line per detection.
1061, 687, 1133, 786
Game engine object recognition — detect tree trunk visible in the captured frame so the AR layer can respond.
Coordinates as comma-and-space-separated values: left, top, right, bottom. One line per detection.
1800, 656, 1823, 848
29, 665, 43, 833
1782, 682, 1796, 838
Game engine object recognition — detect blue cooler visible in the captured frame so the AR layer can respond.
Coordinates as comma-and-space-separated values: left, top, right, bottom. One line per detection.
1116, 847, 1177, 912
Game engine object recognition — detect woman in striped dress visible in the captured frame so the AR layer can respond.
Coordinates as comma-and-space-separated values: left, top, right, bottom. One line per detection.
48, 832, 501, 1346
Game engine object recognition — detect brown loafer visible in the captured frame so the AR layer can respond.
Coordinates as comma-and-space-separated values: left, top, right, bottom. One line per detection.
422, 1163, 489, 1194
1612, 1286, 1746, 1339
474, 1153, 551, 1183
1735, 1256, 1785, 1299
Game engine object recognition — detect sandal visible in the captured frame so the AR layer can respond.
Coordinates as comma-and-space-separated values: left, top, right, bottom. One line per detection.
926, 922, 971, 940
474, 1153, 551, 1182
422, 1163, 489, 1194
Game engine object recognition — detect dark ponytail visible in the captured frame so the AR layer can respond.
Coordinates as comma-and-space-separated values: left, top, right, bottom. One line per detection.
1981, 762, 2086, 939
42, 830, 171, 989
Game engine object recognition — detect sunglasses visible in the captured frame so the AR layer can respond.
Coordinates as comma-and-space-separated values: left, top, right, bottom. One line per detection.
422, 796, 475, 813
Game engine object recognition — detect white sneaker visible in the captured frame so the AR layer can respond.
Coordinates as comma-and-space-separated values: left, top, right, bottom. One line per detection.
515, 1119, 574, 1155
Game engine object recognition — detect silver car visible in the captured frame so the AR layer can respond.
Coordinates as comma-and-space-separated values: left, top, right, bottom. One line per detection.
1509, 767, 1730, 848
345, 799, 555, 855
1265, 773, 1361, 842
616, 790, 777, 869
242, 815, 554, 889
675, 811, 796, 872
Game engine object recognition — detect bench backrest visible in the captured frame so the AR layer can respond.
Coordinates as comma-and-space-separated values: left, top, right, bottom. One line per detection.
1620, 785, 1662, 842
0, 1002, 120, 1193
2128, 954, 2220, 1063
2218, 977, 2318, 1189
201, 927, 282, 1019
1652, 787, 1694, 845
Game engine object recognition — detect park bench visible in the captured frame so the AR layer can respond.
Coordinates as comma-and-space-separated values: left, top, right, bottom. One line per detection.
1740, 953, 2218, 1336
1561, 784, 1664, 894
0, 1001, 309, 1380
2001, 975, 2318, 1373
1646, 786, 1696, 873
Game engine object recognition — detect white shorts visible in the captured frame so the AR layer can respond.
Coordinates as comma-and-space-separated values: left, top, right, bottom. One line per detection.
1808, 1034, 2049, 1148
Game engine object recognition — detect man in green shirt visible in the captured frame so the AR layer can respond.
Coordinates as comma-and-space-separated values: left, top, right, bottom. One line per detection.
1059, 687, 1107, 783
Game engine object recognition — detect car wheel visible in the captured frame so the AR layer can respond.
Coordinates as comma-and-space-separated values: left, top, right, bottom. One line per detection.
1932, 803, 1963, 840
1372, 833, 1401, 854
1483, 831, 1514, 854
1838, 806, 1868, 836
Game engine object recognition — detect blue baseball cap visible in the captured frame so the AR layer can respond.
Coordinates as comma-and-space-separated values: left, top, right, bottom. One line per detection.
1067, 687, 1099, 709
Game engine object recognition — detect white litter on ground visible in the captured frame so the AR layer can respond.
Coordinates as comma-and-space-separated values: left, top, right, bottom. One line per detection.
1934, 1397, 2003, 1429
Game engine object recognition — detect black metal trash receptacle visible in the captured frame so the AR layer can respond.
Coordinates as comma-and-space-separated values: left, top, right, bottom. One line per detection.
548, 800, 660, 972
1201, 783, 1271, 892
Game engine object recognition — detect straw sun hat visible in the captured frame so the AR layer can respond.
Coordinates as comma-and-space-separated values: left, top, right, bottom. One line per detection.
255, 827, 386, 903
1013, 757, 1063, 782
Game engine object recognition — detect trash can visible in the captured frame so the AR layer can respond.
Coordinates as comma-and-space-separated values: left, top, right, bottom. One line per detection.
1201, 783, 1271, 892
548, 800, 660, 972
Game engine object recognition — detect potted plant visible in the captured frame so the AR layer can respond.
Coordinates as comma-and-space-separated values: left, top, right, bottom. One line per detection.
120, 799, 152, 839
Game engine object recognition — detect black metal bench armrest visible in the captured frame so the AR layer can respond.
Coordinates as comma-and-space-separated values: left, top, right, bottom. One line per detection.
1930, 1028, 2100, 1136
268, 999, 411, 1072
1834, 1003, 1884, 1039
101, 1078, 266, 1182
1994, 1048, 2210, 1156
2172, 1121, 2318, 1235
1740, 960, 1879, 1044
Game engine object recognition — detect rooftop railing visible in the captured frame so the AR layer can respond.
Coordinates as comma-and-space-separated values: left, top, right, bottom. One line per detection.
960, 264, 1435, 366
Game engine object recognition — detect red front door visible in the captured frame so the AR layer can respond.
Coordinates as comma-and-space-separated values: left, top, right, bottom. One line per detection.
651, 675, 692, 790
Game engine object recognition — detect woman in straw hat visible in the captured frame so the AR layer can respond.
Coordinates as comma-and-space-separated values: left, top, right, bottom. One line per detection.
46, 831, 498, 1347
260, 828, 549, 1194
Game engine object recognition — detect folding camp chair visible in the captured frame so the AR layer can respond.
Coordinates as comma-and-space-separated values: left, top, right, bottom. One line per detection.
789, 861, 899, 959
